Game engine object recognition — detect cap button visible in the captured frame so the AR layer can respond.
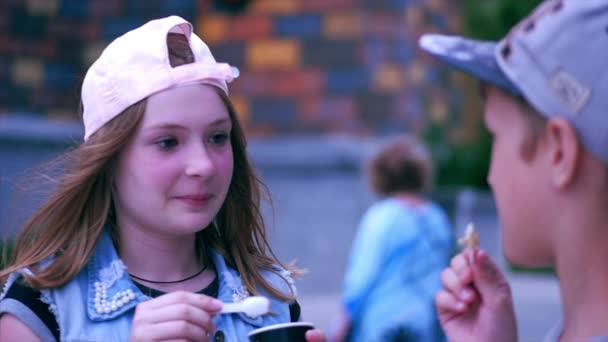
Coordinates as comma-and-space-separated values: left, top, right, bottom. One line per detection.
230, 66, 240, 79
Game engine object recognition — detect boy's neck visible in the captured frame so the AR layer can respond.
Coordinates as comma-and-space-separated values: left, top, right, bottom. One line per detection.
554, 204, 608, 341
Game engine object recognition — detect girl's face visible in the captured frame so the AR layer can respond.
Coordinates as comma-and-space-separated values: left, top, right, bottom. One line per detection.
113, 84, 234, 237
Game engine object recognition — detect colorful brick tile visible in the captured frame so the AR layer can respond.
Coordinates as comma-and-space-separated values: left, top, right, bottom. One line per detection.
362, 38, 388, 65
88, 0, 121, 17
30, 40, 56, 59
326, 68, 370, 94
299, 95, 356, 124
161, 0, 195, 20
275, 15, 321, 38
357, 92, 394, 127
365, 13, 404, 38
208, 41, 246, 67
102, 18, 145, 40
360, 0, 407, 11
59, 0, 88, 18
25, 0, 59, 16
251, 97, 297, 127
373, 64, 405, 93
125, 0, 164, 17
249, 0, 299, 14
246, 40, 300, 70
429, 96, 449, 123
299, 0, 357, 12
404, 5, 425, 30
430, 13, 448, 31
82, 42, 108, 66
197, 15, 229, 44
12, 58, 44, 89
45, 63, 77, 89
392, 41, 415, 64
228, 94, 250, 124
230, 16, 272, 41
1, 86, 29, 109
48, 108, 76, 121
406, 61, 426, 87
427, 0, 448, 13
231, 71, 277, 96
9, 8, 49, 38
302, 40, 360, 67
273, 69, 324, 96
323, 12, 362, 39
47, 21, 99, 41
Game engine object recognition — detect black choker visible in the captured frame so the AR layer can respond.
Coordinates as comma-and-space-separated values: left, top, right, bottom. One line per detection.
129, 265, 208, 284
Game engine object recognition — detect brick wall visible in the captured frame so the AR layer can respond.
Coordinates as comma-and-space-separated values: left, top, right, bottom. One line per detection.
1, 0, 466, 139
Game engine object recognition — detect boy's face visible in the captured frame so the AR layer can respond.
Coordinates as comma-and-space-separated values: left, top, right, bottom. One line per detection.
113, 84, 234, 239
484, 86, 552, 267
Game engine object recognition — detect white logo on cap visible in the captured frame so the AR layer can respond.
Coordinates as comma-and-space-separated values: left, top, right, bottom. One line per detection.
549, 70, 591, 115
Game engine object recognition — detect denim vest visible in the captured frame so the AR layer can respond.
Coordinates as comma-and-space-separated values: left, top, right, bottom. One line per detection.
2, 230, 295, 341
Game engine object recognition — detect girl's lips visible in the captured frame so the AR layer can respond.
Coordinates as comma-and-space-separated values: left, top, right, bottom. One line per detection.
175, 194, 213, 206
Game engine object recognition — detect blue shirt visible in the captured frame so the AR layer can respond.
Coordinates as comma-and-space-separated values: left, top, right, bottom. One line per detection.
343, 198, 453, 342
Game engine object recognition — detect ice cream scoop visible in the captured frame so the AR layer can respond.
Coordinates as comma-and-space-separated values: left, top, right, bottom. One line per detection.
220, 296, 270, 318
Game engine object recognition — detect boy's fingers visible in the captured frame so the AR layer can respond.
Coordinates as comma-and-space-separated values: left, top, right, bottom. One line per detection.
472, 250, 512, 304
441, 268, 476, 303
450, 252, 469, 272
435, 290, 466, 314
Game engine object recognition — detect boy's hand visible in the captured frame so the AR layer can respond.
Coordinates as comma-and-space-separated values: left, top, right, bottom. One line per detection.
435, 249, 517, 342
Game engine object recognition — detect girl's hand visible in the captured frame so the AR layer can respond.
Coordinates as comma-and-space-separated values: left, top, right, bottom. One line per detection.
130, 291, 223, 342
435, 249, 517, 342
306, 328, 328, 342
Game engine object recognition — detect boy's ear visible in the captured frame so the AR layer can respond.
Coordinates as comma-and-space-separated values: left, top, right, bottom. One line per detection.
546, 117, 581, 188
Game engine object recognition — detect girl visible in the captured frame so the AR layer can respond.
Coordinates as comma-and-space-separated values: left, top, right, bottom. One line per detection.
0, 16, 325, 342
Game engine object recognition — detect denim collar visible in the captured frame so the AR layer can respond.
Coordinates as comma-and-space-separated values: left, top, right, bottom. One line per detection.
86, 229, 265, 327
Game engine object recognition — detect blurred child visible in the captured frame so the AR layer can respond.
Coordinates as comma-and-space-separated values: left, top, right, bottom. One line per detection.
332, 135, 453, 342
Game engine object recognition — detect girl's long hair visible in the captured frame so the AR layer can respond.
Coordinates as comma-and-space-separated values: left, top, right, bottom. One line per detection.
0, 33, 296, 301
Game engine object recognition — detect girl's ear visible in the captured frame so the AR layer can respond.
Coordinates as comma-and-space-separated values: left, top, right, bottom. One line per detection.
546, 117, 581, 188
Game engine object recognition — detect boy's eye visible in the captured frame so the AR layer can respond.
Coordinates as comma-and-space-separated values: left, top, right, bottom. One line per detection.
209, 132, 229, 145
156, 137, 178, 150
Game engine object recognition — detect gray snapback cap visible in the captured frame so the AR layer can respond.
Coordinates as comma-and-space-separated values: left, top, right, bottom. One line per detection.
419, 0, 608, 163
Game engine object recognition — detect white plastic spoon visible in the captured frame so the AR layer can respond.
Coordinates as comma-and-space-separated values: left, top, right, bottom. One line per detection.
220, 296, 270, 318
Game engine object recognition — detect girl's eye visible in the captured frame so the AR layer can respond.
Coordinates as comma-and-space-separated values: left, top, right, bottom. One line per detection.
156, 137, 178, 150
209, 132, 229, 146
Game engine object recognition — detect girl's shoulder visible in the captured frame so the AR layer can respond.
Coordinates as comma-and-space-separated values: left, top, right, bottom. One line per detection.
0, 279, 59, 341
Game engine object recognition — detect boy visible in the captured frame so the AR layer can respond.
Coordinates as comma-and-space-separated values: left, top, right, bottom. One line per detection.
418, 0, 608, 341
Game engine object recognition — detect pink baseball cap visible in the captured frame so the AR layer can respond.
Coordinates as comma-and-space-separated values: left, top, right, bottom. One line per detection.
81, 15, 239, 141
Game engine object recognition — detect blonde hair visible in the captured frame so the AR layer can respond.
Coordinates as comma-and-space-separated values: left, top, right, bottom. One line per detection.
1, 33, 296, 301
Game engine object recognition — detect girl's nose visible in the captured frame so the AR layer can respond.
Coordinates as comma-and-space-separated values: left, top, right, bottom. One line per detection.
184, 146, 215, 178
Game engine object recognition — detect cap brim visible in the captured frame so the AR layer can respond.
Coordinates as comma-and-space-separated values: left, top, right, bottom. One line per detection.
419, 34, 522, 96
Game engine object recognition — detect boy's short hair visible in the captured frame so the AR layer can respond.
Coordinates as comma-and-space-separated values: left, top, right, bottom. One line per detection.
419, 0, 608, 164
368, 136, 433, 196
